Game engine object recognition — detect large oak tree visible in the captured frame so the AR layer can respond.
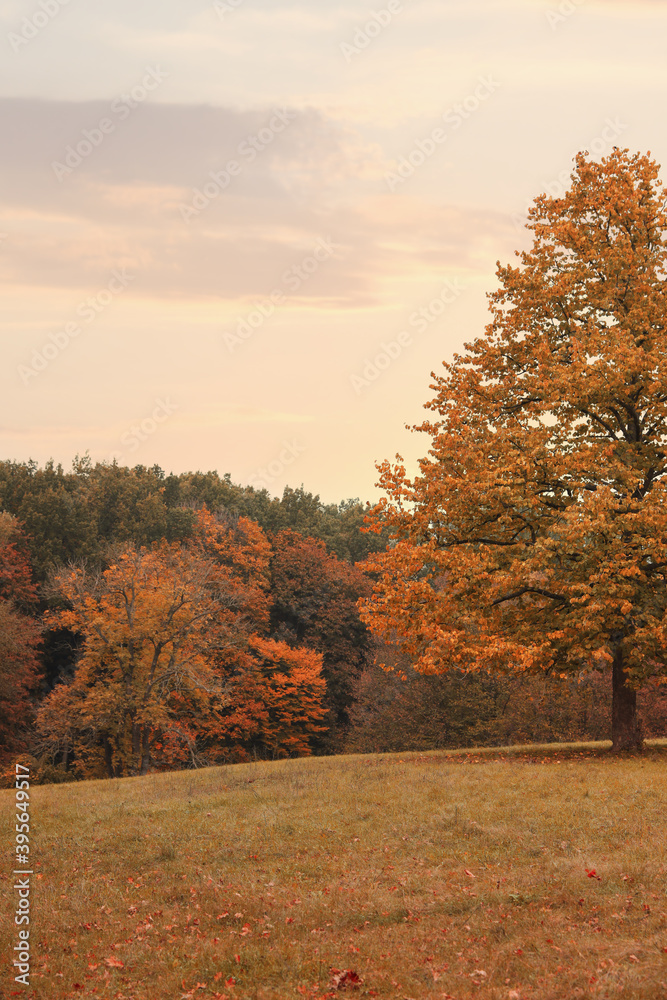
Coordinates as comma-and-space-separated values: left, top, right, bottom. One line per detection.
361, 149, 667, 751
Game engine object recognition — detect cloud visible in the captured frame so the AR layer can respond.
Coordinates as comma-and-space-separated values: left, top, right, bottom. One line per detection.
0, 97, 503, 304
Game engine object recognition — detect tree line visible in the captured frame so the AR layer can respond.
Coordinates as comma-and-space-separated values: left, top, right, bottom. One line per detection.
0, 462, 381, 780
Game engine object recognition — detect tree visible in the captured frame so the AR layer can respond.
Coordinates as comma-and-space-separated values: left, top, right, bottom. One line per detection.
361, 148, 667, 751
192, 507, 272, 633
268, 529, 371, 738
0, 514, 41, 759
198, 636, 327, 761
37, 543, 236, 777
37, 515, 329, 776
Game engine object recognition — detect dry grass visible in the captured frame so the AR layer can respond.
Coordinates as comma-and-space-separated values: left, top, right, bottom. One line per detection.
2, 741, 666, 1000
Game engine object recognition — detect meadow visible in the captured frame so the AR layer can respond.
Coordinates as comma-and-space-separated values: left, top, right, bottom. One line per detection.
2, 742, 666, 1000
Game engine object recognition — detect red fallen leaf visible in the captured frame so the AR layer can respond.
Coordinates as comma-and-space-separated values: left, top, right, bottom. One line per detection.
514, 948, 523, 955
585, 869, 602, 880
330, 968, 362, 990
104, 957, 124, 968
234, 954, 241, 964
214, 972, 223, 981
286, 917, 294, 924
225, 976, 236, 986
73, 985, 84, 991
464, 869, 476, 878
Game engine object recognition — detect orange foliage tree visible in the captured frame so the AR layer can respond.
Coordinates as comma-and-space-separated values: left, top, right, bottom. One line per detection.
188, 511, 328, 761
269, 529, 371, 735
37, 542, 234, 777
0, 513, 41, 761
198, 636, 327, 762
191, 507, 272, 632
37, 511, 327, 776
361, 149, 667, 752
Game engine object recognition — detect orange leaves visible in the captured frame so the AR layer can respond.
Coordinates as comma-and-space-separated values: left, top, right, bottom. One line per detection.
104, 956, 124, 969
0, 515, 41, 758
38, 540, 240, 777
0, 512, 38, 610
193, 508, 272, 631
180, 983, 208, 998
360, 149, 667, 749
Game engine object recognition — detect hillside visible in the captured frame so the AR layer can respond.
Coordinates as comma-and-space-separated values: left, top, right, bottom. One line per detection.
2, 743, 666, 999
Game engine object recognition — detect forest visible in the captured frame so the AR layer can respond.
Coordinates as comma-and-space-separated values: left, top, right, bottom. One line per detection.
1, 449, 665, 784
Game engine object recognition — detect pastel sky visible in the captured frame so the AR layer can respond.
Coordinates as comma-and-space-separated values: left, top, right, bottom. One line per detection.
1, 0, 665, 502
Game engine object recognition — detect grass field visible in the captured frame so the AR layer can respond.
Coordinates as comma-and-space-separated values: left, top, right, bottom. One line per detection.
2, 742, 666, 1000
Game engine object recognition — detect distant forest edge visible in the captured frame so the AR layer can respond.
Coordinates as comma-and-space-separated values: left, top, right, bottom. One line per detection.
0, 455, 387, 580
0, 457, 665, 783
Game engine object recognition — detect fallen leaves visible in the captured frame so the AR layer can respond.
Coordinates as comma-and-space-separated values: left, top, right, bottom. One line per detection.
330, 969, 362, 990
103, 957, 124, 969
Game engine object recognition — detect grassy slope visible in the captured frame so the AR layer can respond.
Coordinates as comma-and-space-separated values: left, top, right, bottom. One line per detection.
2, 742, 666, 1000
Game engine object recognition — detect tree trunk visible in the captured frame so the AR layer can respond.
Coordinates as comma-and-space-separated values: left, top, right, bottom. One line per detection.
140, 726, 151, 776
611, 647, 643, 752
103, 737, 116, 778
131, 720, 142, 774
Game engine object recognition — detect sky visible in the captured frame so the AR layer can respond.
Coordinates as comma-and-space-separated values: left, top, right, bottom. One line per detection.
1, 0, 666, 503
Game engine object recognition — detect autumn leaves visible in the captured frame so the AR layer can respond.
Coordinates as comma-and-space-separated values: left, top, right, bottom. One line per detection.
360, 149, 667, 751
34, 511, 330, 778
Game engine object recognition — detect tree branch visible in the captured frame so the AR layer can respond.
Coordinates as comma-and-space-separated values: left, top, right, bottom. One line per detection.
492, 586, 568, 607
